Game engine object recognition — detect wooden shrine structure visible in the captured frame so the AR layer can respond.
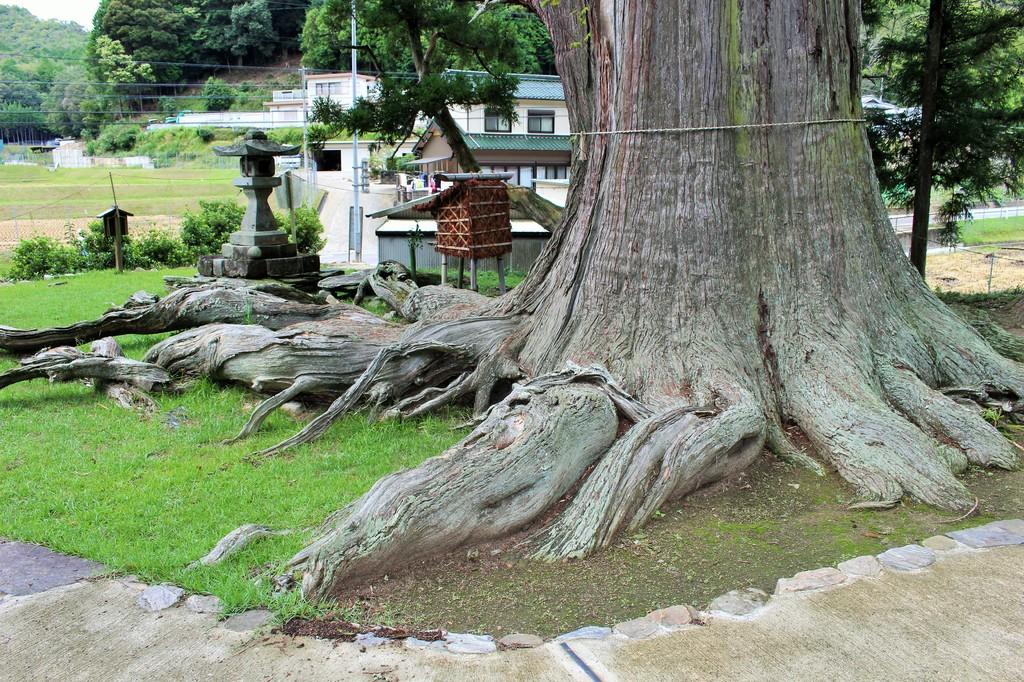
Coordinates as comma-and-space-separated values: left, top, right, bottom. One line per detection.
422, 172, 514, 292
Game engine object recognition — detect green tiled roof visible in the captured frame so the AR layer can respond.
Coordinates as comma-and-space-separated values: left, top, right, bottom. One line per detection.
512, 75, 564, 101
464, 132, 572, 152
444, 69, 565, 101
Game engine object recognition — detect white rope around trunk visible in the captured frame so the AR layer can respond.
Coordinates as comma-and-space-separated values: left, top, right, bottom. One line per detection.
572, 117, 866, 137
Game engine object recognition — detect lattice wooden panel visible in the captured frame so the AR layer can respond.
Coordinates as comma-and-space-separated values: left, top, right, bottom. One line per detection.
433, 180, 513, 259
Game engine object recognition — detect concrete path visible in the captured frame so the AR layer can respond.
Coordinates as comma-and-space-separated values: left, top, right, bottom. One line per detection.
317, 172, 395, 265
0, 539, 103, 597
1, 543, 1022, 681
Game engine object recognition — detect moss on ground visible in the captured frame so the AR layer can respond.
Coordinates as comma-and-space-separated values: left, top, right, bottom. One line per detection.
348, 458, 1023, 638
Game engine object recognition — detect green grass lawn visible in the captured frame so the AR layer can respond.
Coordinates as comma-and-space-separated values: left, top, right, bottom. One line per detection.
960, 215, 1024, 245
0, 166, 241, 220
0, 269, 468, 618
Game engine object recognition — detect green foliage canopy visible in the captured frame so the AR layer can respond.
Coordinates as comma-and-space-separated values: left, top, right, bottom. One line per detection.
866, 0, 1024, 240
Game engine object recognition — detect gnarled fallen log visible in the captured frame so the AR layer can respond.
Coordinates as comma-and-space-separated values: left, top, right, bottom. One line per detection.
88, 337, 160, 412
163, 276, 329, 304
0, 344, 171, 394
0, 285, 344, 354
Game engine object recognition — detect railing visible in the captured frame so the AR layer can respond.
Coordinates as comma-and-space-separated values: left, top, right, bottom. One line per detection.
890, 203, 1024, 231
272, 90, 305, 102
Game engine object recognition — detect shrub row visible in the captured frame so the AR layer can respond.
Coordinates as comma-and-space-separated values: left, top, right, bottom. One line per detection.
7, 200, 325, 280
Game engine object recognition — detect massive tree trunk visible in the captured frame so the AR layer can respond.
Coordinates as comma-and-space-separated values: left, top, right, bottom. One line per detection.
7, 0, 1020, 601
288, 0, 1023, 599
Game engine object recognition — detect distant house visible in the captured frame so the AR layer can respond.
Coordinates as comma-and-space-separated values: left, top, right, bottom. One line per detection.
410, 71, 572, 187
264, 72, 378, 120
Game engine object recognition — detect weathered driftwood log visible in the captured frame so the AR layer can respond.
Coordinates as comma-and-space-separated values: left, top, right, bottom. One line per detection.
317, 269, 375, 297
88, 337, 160, 412
400, 286, 491, 323
165, 269, 346, 295
163, 276, 328, 304
0, 285, 344, 354
251, 314, 522, 455
0, 344, 171, 393
143, 303, 403, 442
354, 261, 419, 312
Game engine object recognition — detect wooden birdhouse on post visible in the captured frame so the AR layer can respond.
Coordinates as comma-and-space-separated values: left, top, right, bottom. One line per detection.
97, 206, 132, 273
422, 172, 514, 293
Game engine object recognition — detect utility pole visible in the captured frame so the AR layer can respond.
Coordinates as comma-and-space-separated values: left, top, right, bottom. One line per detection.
349, 0, 362, 262
300, 66, 309, 179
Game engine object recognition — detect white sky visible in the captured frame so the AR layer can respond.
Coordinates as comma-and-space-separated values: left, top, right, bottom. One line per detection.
4, 0, 100, 29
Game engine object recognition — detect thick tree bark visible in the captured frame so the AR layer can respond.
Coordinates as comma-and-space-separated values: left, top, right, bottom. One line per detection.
286, 0, 1024, 599
909, 0, 946, 276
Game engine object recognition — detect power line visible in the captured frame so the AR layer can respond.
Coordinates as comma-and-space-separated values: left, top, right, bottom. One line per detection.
0, 52, 310, 72
2, 182, 111, 221
0, 79, 302, 89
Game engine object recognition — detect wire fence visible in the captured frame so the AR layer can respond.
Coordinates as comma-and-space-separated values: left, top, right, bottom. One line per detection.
890, 203, 1024, 231
927, 239, 1024, 293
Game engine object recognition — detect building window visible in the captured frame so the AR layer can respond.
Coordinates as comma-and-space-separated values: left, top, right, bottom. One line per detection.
315, 81, 344, 98
527, 110, 555, 134
543, 165, 568, 180
484, 108, 511, 133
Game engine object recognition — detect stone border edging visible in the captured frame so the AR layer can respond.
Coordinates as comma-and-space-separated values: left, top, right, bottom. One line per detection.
115, 518, 1024, 660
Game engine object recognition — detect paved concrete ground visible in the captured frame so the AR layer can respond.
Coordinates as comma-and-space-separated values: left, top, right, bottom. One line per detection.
0, 540, 103, 597
317, 172, 395, 265
1, 545, 1021, 681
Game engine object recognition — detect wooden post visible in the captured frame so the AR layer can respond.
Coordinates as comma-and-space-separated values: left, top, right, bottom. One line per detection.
108, 172, 124, 273
283, 170, 297, 245
440, 254, 448, 286
496, 255, 506, 294
469, 258, 478, 292
458, 257, 465, 289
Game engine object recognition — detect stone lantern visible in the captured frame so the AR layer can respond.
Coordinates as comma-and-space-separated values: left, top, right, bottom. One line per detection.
196, 130, 320, 279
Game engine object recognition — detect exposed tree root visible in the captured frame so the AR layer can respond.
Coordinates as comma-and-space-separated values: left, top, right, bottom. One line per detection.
223, 376, 323, 444
531, 386, 766, 560
289, 369, 620, 595
0, 285, 346, 354
787, 366, 975, 511
191, 524, 289, 567
879, 360, 1020, 470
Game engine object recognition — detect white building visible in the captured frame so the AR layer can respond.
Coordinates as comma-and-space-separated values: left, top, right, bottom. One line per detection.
411, 71, 571, 187
264, 72, 378, 120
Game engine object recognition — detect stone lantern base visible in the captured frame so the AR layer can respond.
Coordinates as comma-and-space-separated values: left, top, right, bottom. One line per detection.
197, 251, 320, 279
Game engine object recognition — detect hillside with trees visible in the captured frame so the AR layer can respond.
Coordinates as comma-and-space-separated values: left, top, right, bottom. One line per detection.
0, 5, 88, 143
